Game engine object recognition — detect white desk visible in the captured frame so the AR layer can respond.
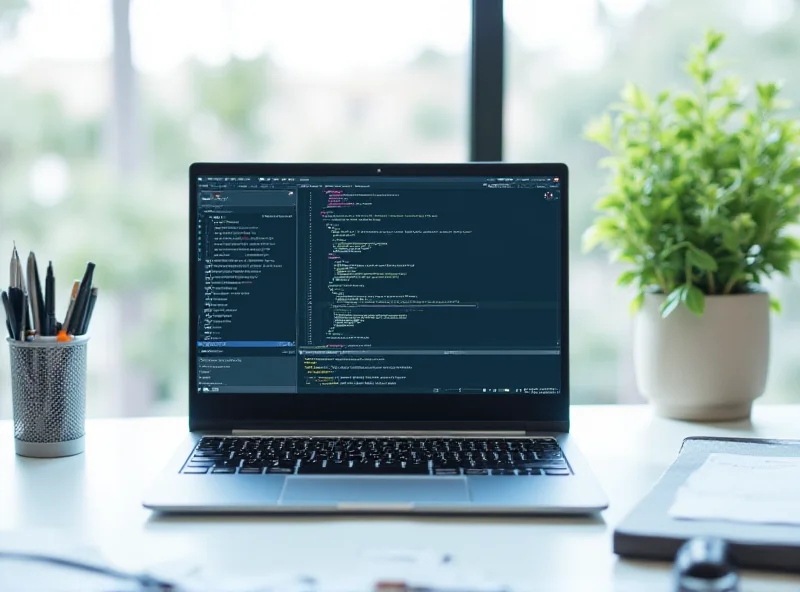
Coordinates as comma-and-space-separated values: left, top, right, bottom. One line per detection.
2, 405, 800, 591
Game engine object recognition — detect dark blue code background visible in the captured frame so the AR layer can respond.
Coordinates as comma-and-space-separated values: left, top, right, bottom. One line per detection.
300, 186, 560, 349
196, 177, 563, 395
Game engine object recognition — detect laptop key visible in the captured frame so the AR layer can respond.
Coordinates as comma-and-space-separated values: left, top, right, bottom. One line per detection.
519, 461, 567, 470
211, 467, 236, 474
266, 461, 296, 473
545, 469, 570, 476
182, 467, 209, 474
297, 461, 326, 474
325, 461, 351, 474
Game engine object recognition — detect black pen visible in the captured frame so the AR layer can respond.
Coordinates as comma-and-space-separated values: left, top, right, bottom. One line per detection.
2, 290, 17, 341
79, 287, 98, 335
67, 262, 95, 335
8, 286, 22, 339
44, 261, 56, 336
27, 252, 44, 334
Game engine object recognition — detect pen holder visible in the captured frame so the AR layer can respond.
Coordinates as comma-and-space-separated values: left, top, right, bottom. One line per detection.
7, 336, 88, 457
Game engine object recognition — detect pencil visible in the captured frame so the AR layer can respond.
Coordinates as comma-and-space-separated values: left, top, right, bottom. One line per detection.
62, 279, 80, 333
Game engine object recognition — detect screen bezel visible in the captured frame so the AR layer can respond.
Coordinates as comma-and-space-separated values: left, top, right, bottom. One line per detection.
189, 162, 570, 431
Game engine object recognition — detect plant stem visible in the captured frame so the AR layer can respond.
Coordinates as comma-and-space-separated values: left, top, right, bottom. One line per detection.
654, 268, 669, 294
707, 271, 716, 294
723, 275, 738, 295
684, 253, 692, 286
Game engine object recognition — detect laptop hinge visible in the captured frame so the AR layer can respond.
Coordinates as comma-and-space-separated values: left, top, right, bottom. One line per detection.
231, 429, 526, 437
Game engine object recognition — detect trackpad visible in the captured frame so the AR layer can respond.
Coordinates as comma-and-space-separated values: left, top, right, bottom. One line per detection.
280, 477, 470, 506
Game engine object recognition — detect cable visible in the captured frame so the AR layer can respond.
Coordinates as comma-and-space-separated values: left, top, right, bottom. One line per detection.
0, 551, 177, 591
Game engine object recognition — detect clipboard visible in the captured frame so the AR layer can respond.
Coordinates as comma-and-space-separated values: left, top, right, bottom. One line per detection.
613, 436, 800, 573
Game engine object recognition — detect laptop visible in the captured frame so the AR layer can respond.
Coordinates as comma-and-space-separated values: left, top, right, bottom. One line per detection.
142, 162, 609, 514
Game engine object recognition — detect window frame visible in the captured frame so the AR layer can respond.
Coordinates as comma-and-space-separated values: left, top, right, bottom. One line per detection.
469, 0, 505, 162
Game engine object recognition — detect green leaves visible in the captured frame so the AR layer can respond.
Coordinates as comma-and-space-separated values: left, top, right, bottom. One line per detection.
673, 94, 698, 117
585, 28, 800, 317
687, 245, 717, 272
685, 285, 705, 315
661, 286, 685, 317
660, 284, 705, 317
621, 82, 650, 111
617, 270, 639, 287
705, 30, 725, 54
686, 29, 724, 86
630, 292, 645, 315
584, 113, 613, 149
581, 219, 615, 252
756, 81, 781, 108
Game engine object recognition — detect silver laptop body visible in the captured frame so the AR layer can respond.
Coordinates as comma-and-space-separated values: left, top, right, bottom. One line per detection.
143, 163, 609, 514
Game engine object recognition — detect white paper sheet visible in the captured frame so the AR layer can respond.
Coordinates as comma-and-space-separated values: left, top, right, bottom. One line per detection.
669, 453, 800, 525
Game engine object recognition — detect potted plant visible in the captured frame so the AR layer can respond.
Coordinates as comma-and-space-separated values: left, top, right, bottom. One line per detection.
583, 30, 800, 421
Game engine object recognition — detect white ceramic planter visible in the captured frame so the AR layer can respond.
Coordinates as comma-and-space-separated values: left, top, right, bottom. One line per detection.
633, 291, 770, 421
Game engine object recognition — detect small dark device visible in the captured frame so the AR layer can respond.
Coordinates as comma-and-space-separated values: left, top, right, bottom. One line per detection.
674, 537, 739, 592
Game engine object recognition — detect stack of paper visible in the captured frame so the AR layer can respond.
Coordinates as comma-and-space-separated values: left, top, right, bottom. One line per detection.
669, 453, 800, 525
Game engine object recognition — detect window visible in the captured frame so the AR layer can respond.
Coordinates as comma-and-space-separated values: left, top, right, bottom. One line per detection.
0, 0, 470, 418
2, 0, 797, 417
505, 0, 800, 403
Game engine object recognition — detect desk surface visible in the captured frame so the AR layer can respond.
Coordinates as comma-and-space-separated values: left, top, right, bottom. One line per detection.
2, 405, 800, 591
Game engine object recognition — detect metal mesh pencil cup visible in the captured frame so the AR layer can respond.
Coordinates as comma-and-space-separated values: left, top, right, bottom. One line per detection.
7, 336, 88, 457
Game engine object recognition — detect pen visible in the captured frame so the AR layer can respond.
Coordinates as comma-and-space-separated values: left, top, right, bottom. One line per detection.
12, 243, 25, 293
79, 287, 98, 335
67, 262, 94, 335
21, 290, 29, 341
2, 290, 17, 341
5, 319, 11, 339
27, 251, 44, 334
9, 243, 17, 289
44, 261, 56, 336
62, 279, 80, 332
8, 286, 22, 339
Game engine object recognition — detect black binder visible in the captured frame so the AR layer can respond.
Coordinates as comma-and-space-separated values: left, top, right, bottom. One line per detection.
614, 436, 800, 573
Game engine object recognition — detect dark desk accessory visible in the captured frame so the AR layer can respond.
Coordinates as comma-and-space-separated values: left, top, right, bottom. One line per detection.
674, 537, 739, 592
614, 437, 800, 573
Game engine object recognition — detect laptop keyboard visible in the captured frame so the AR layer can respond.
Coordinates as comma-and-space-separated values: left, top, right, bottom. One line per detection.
181, 436, 571, 476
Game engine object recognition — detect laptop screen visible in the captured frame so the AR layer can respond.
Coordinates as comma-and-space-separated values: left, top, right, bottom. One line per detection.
195, 173, 563, 397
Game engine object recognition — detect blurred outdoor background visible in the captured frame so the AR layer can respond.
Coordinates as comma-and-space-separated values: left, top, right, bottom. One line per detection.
1, 0, 799, 418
